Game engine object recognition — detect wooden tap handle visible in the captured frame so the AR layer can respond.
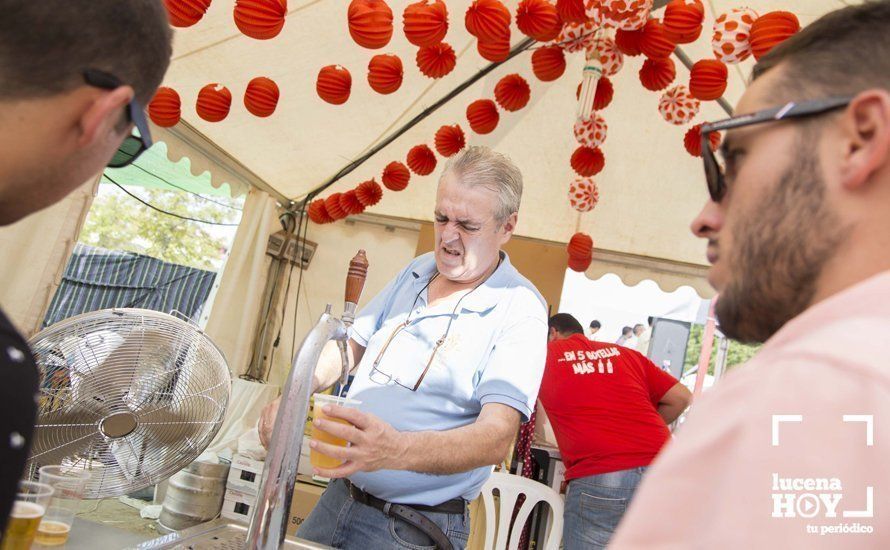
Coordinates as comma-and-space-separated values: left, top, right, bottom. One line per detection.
345, 250, 369, 305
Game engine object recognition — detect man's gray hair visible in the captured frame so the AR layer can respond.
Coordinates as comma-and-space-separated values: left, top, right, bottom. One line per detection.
440, 146, 523, 222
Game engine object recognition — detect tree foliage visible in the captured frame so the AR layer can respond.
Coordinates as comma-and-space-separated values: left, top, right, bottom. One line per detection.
684, 323, 761, 375
79, 184, 242, 270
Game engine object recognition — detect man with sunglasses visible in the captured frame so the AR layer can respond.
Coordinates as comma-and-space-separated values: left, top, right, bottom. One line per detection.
0, 0, 172, 538
261, 146, 547, 549
611, 2, 890, 547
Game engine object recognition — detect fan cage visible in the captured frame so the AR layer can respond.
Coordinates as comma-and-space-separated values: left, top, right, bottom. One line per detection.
26, 308, 231, 499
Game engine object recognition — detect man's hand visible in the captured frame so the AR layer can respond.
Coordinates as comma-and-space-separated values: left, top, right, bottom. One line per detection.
310, 405, 406, 479
258, 397, 280, 450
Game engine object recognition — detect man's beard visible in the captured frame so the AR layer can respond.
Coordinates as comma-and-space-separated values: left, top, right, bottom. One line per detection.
716, 140, 848, 343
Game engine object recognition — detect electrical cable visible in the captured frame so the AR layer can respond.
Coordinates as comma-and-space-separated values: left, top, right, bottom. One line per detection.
104, 174, 240, 226
124, 162, 243, 211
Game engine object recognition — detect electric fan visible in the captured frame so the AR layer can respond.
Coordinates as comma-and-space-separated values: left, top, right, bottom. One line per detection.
26, 308, 231, 499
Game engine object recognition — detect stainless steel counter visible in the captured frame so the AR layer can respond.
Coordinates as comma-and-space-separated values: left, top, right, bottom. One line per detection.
31, 518, 150, 550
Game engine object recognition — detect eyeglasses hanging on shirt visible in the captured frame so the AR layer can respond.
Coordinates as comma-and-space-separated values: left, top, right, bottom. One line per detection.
369, 260, 498, 392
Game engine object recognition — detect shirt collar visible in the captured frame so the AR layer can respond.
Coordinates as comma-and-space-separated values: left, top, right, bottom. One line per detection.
410, 251, 511, 313
762, 269, 890, 350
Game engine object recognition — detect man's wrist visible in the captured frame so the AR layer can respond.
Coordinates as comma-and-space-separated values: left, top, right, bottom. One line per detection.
391, 430, 417, 471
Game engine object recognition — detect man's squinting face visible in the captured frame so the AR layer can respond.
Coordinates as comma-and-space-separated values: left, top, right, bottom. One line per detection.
690, 67, 847, 343
434, 172, 515, 283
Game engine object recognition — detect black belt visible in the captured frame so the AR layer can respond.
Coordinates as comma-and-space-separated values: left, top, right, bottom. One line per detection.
343, 479, 464, 550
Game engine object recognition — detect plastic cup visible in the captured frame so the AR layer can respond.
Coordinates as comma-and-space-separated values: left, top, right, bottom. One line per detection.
1, 481, 53, 550
309, 394, 362, 469
34, 466, 91, 546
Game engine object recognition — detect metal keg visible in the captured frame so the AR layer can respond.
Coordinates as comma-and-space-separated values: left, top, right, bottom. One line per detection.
158, 460, 230, 532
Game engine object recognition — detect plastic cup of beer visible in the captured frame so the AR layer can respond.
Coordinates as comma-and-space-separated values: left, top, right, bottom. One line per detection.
35, 466, 91, 546
1, 481, 53, 550
310, 394, 362, 469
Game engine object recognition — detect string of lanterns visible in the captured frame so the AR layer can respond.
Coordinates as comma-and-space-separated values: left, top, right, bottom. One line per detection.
158, 0, 801, 274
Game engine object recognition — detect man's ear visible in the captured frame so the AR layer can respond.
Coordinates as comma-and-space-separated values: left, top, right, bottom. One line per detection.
77, 86, 134, 148
839, 89, 890, 192
499, 211, 518, 240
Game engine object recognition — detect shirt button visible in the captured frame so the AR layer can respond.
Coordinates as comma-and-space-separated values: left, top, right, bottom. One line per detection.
9, 432, 25, 450
6, 346, 25, 363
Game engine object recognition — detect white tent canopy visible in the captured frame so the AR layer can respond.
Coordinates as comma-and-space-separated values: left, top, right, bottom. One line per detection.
157, 0, 842, 290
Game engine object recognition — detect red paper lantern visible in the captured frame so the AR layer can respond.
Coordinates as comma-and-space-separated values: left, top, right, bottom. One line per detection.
571, 146, 605, 177
403, 0, 449, 47
316, 65, 352, 105
308, 198, 334, 224
683, 123, 722, 158
574, 114, 607, 148
567, 232, 593, 260
689, 59, 728, 101
467, 99, 500, 135
465, 0, 510, 42
594, 77, 613, 110
435, 125, 466, 157
663, 0, 704, 43
556, 0, 586, 24
558, 21, 597, 53
244, 77, 280, 117
639, 56, 676, 91
339, 190, 366, 216
348, 0, 394, 49
712, 8, 758, 64
531, 46, 566, 82
149, 87, 181, 127
234, 0, 287, 40
568, 177, 599, 212
640, 19, 676, 59
407, 145, 437, 176
163, 0, 212, 28
382, 161, 411, 191
516, 0, 561, 42
659, 85, 699, 125
325, 193, 348, 220
568, 255, 592, 272
615, 28, 644, 56
494, 74, 531, 112
368, 54, 403, 94
355, 179, 384, 206
416, 42, 457, 78
196, 84, 232, 122
672, 26, 703, 45
478, 33, 510, 63
750, 11, 800, 61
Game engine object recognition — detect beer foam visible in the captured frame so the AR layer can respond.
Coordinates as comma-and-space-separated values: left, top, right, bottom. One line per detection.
12, 501, 45, 519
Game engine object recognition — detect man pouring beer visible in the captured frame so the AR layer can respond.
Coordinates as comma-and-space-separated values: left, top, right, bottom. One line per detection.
259, 146, 548, 549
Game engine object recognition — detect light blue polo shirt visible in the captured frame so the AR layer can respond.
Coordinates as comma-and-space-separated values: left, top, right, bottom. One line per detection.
346, 251, 547, 505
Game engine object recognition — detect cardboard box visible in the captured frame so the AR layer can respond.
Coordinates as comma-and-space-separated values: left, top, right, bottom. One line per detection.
286, 481, 326, 537
221, 487, 256, 523
227, 453, 264, 495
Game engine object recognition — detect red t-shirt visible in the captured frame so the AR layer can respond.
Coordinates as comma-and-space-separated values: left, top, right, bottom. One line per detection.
538, 333, 679, 481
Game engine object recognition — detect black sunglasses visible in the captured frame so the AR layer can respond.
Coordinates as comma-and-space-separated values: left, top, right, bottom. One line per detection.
82, 69, 153, 168
701, 96, 853, 202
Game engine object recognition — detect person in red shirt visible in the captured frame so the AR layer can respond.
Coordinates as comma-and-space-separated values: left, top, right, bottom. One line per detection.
538, 313, 691, 549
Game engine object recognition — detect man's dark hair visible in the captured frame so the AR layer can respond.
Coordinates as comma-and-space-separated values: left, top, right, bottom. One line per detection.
622, 326, 632, 336
0, 1, 173, 104
550, 313, 584, 336
589, 320, 601, 329
752, 1, 890, 99
648, 316, 654, 326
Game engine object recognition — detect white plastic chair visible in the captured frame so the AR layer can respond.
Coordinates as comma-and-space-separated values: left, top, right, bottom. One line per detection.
479, 472, 564, 550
